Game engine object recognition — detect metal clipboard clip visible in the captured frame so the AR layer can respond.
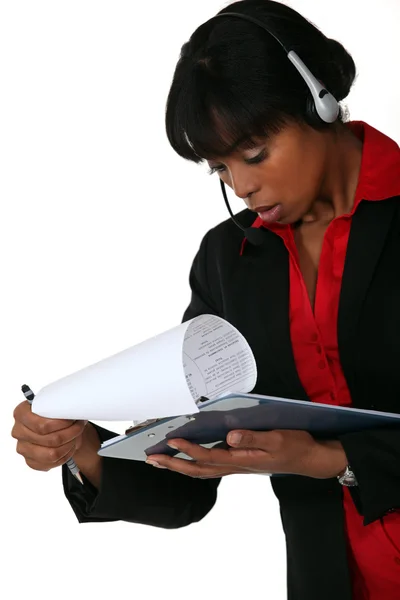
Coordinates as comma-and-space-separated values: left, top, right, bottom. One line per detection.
124, 396, 210, 435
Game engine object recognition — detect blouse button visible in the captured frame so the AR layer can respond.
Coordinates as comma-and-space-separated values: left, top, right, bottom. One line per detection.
316, 345, 322, 354
311, 333, 318, 342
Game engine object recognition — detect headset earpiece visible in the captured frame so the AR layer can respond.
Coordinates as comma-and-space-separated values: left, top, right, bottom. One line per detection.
287, 51, 339, 124
213, 12, 340, 125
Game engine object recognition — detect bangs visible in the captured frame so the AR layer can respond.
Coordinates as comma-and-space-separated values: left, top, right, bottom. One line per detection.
166, 1, 349, 163
165, 56, 289, 163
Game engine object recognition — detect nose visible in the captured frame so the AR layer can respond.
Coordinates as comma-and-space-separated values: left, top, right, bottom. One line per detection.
229, 166, 260, 201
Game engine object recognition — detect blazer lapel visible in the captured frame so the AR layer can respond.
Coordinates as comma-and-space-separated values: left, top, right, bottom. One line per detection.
231, 230, 308, 400
338, 198, 398, 389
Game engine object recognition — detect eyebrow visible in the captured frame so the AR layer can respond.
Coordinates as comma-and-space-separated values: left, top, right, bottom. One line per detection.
206, 137, 264, 162
207, 140, 265, 163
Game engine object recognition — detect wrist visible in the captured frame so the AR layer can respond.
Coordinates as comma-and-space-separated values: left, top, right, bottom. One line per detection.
73, 423, 102, 489
314, 440, 348, 479
336, 465, 347, 478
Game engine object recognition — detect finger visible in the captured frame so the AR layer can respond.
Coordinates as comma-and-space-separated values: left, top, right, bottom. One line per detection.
13, 401, 80, 435
12, 419, 87, 448
16, 438, 77, 465
24, 444, 78, 472
165, 439, 238, 464
163, 438, 268, 469
74, 431, 85, 452
227, 429, 277, 449
146, 454, 243, 478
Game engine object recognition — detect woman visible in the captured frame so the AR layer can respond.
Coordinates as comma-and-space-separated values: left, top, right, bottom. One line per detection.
11, 1, 400, 598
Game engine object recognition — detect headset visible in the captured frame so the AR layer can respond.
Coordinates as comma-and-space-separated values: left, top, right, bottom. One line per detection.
207, 11, 340, 246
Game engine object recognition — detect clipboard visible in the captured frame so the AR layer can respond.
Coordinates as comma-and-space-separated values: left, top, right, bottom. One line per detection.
97, 392, 400, 462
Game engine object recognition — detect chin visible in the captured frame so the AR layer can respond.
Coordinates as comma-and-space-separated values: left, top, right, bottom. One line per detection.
282, 207, 309, 226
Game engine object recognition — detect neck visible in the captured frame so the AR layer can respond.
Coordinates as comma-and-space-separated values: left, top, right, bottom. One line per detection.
303, 123, 363, 224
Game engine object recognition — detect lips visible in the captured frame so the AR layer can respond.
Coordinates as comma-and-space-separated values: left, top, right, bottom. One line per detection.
256, 204, 283, 224
253, 204, 277, 213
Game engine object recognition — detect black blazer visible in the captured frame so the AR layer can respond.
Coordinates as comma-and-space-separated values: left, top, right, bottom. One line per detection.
64, 197, 400, 600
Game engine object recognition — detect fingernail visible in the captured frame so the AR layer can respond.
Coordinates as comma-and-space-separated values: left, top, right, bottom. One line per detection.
167, 441, 179, 449
146, 460, 166, 469
229, 433, 242, 445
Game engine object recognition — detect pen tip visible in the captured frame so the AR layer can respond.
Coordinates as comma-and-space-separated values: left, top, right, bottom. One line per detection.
75, 472, 84, 485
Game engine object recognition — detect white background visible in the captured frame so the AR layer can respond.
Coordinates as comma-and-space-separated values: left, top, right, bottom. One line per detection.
1, 1, 399, 598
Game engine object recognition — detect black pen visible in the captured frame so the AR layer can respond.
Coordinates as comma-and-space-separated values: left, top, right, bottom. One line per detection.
21, 384, 83, 484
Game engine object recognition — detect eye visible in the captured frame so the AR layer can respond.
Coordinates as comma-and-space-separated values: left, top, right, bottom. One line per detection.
246, 149, 267, 165
207, 149, 267, 176
207, 164, 226, 175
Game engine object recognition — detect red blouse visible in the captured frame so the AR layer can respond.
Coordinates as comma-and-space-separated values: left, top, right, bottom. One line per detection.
246, 121, 400, 598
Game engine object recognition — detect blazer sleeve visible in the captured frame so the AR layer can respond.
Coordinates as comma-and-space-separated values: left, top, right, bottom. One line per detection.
338, 427, 400, 525
63, 231, 223, 527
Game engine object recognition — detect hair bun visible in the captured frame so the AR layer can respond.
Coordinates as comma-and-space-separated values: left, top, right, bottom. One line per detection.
325, 38, 356, 101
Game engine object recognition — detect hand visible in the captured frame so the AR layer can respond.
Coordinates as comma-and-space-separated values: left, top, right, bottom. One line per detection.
11, 400, 88, 473
146, 429, 348, 480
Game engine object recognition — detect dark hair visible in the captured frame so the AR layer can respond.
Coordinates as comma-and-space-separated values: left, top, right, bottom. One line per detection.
165, 0, 356, 163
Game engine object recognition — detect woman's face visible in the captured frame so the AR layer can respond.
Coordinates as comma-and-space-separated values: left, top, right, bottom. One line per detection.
206, 121, 332, 225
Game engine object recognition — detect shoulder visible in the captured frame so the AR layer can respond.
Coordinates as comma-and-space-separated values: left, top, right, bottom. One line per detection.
188, 209, 256, 288
203, 208, 256, 253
